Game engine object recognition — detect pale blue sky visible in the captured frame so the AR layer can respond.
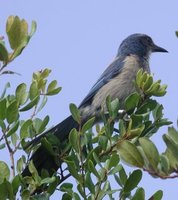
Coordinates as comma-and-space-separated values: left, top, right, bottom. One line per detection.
1, 1, 178, 199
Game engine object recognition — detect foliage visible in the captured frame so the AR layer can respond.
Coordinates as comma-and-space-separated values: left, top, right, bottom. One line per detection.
0, 16, 178, 200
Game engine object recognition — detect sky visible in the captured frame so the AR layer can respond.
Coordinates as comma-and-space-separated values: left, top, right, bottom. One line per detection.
0, 1, 178, 199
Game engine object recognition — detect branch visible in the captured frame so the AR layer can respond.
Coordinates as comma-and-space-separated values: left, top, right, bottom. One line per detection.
143, 168, 178, 179
2, 128, 15, 177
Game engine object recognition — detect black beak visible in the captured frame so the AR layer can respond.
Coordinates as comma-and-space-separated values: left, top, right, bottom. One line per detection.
152, 44, 168, 53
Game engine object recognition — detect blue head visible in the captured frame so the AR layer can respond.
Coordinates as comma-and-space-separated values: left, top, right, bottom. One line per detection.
117, 34, 168, 58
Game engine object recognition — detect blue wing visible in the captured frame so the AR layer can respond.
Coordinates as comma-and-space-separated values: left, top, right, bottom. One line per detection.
79, 55, 125, 108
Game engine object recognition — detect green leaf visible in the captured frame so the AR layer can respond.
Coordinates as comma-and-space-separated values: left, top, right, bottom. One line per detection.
106, 153, 120, 170
41, 137, 55, 156
38, 115, 49, 133
124, 92, 140, 112
123, 169, 142, 193
20, 95, 40, 111
118, 166, 127, 186
6, 16, 27, 49
143, 75, 153, 91
106, 96, 120, 119
36, 95, 48, 113
148, 190, 163, 200
0, 41, 8, 62
6, 120, 19, 137
109, 164, 122, 175
0, 98, 7, 120
69, 128, 79, 153
136, 99, 157, 114
29, 81, 39, 100
28, 161, 41, 184
0, 82, 10, 99
82, 117, 95, 132
132, 187, 145, 200
176, 31, 178, 38
47, 176, 60, 195
20, 119, 32, 139
65, 160, 80, 181
73, 193, 81, 200
98, 135, 108, 150
0, 180, 14, 200
11, 132, 19, 146
33, 118, 43, 134
6, 100, 19, 124
46, 87, 61, 95
0, 143, 6, 150
60, 182, 73, 193
139, 138, 159, 170
88, 160, 100, 179
160, 154, 170, 174
167, 127, 178, 143
0, 119, 6, 132
69, 103, 81, 124
12, 175, 21, 195
163, 134, 178, 160
152, 104, 163, 121
47, 80, 57, 93
40, 176, 56, 185
15, 83, 28, 105
46, 80, 61, 96
85, 172, 95, 194
29, 20, 37, 37
21, 189, 30, 200
117, 141, 144, 167
17, 156, 26, 174
0, 161, 10, 184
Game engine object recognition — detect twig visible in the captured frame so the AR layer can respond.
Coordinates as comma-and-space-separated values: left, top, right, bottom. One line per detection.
143, 168, 178, 179
2, 129, 15, 177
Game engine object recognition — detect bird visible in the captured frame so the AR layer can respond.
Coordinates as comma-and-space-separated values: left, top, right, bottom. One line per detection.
22, 33, 168, 177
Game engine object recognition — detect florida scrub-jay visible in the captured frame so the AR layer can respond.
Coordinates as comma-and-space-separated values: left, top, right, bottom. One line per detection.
22, 33, 168, 177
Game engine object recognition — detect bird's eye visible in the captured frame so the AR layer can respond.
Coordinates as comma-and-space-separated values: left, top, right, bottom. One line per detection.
146, 37, 152, 44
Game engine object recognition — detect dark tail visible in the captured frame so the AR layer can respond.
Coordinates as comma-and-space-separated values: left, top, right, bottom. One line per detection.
22, 115, 79, 177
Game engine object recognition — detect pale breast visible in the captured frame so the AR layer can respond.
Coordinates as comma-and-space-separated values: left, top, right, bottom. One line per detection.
80, 55, 150, 120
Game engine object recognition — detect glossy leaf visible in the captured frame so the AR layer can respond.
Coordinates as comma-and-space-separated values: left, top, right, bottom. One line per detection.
6, 16, 28, 49
167, 127, 178, 143
6, 100, 19, 124
163, 134, 178, 161
124, 92, 140, 112
20, 119, 32, 139
29, 81, 39, 100
0, 98, 7, 120
118, 141, 144, 167
20, 95, 40, 111
82, 117, 95, 133
123, 169, 142, 193
0, 82, 10, 99
160, 154, 170, 174
0, 180, 14, 200
0, 161, 10, 184
70, 103, 81, 124
65, 160, 80, 181
132, 187, 145, 200
15, 83, 28, 105
69, 128, 79, 153
88, 160, 100, 179
0, 41, 8, 62
6, 120, 19, 137
148, 190, 163, 200
139, 137, 159, 170
85, 172, 95, 194
106, 153, 120, 170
